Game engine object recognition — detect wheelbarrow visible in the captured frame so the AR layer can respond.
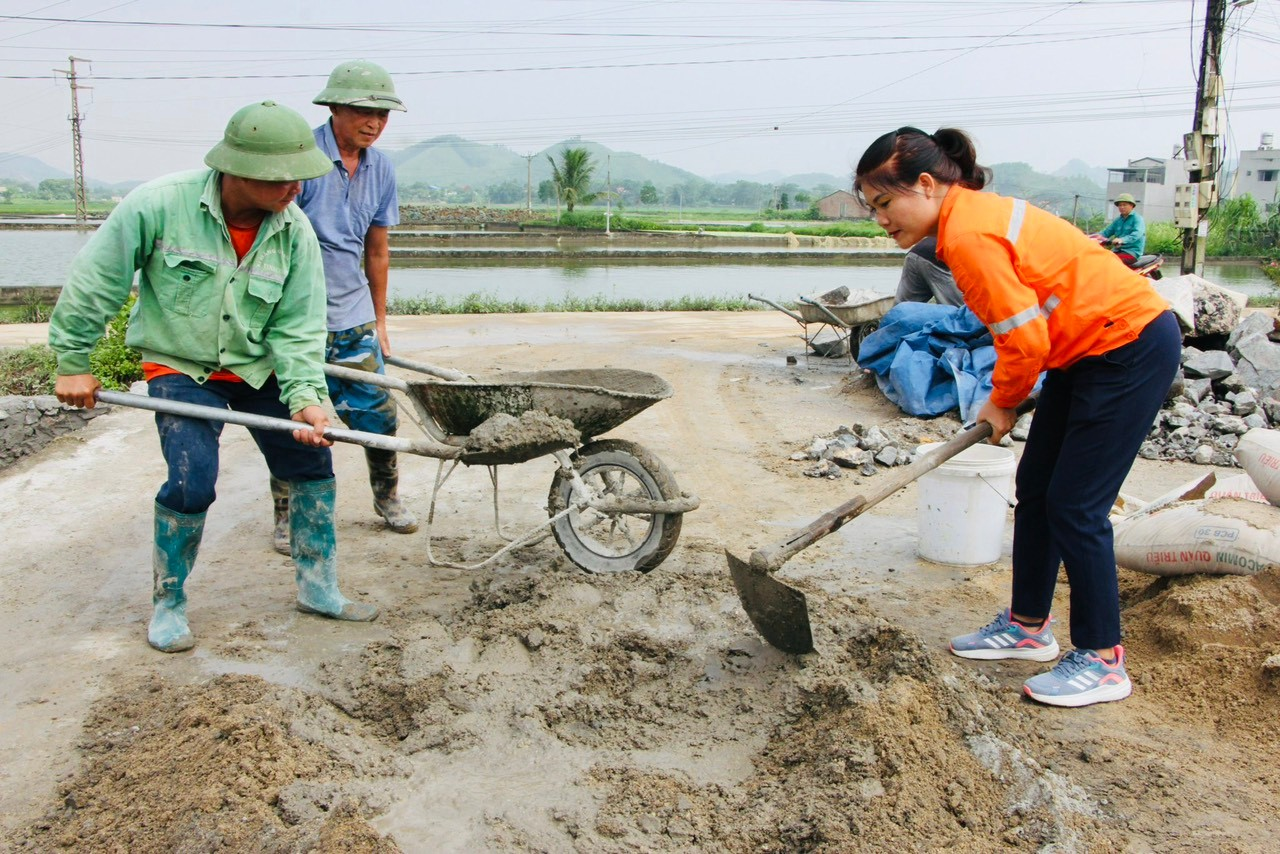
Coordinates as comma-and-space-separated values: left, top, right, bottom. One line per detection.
750, 291, 894, 366
96, 356, 699, 575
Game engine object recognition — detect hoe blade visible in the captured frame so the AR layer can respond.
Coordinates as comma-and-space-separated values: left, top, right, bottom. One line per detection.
726, 548, 814, 655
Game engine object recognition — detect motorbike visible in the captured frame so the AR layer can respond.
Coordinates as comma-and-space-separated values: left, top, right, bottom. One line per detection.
1088, 233, 1163, 280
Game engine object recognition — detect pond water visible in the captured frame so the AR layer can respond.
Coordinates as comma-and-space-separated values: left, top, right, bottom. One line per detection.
1, 228, 1273, 304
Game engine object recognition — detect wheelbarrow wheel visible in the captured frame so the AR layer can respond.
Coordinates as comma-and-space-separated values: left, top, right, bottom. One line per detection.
548, 439, 683, 574
852, 320, 879, 359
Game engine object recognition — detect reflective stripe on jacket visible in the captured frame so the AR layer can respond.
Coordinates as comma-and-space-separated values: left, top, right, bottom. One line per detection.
936, 187, 1168, 409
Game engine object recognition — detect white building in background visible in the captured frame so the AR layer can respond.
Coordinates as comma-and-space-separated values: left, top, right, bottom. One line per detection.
1230, 132, 1279, 216
1104, 152, 1190, 224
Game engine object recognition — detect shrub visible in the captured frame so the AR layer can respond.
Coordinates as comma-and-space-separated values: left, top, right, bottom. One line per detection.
0, 344, 58, 395
18, 290, 53, 323
88, 295, 142, 390
1145, 222, 1182, 255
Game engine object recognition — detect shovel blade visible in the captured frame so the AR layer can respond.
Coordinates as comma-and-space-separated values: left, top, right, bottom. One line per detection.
726, 549, 814, 655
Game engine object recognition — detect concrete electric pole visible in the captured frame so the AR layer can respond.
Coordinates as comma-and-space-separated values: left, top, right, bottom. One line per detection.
524, 153, 534, 213
1177, 0, 1227, 276
54, 56, 92, 228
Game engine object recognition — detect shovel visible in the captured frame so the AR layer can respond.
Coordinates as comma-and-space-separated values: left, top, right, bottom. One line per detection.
728, 397, 1036, 654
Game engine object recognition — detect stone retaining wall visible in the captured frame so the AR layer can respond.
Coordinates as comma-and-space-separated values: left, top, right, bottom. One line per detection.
0, 395, 108, 469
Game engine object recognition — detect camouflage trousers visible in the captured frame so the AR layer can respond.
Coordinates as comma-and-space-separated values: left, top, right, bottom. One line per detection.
325, 322, 398, 436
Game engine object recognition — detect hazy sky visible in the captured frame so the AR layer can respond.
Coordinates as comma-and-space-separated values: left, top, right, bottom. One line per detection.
2, 0, 1278, 185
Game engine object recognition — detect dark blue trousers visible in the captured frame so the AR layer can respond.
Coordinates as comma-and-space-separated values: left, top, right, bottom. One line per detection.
1010, 311, 1181, 650
149, 374, 333, 515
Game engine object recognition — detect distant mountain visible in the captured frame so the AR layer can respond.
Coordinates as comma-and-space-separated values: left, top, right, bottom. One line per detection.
392, 135, 527, 187
0, 152, 70, 184
1052, 158, 1108, 187
990, 161, 1107, 218
393, 135, 701, 189
0, 153, 143, 195
540, 138, 701, 188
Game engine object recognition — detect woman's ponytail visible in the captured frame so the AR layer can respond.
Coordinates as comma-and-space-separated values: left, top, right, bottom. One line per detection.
932, 128, 990, 190
854, 126, 990, 200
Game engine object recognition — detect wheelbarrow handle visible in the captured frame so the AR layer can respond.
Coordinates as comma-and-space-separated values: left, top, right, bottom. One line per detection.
797, 295, 851, 329
94, 390, 462, 459
748, 293, 805, 323
322, 363, 411, 390
385, 354, 473, 383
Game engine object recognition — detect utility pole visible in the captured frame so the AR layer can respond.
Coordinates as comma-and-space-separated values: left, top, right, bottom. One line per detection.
1178, 0, 1227, 276
1071, 194, 1080, 227
523, 153, 534, 213
605, 155, 612, 236
54, 56, 91, 227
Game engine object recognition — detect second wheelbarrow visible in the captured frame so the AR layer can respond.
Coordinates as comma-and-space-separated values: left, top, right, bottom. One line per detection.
750, 292, 894, 366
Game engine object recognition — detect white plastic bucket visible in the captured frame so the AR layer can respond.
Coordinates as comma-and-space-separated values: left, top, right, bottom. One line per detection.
915, 443, 1017, 566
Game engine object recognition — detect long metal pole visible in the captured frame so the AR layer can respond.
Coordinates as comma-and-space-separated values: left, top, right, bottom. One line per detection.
94, 390, 457, 457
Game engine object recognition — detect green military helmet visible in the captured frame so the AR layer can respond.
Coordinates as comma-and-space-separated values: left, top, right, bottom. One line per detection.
313, 59, 407, 112
204, 101, 333, 182
1113, 193, 1138, 206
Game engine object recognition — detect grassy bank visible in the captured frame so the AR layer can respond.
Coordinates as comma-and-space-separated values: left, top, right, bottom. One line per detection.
387, 293, 762, 314
523, 210, 886, 238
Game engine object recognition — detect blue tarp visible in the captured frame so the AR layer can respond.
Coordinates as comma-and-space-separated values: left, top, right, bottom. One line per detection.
858, 302, 1018, 422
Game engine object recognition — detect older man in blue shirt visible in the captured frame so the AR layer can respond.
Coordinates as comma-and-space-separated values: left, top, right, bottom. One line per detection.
269, 60, 416, 553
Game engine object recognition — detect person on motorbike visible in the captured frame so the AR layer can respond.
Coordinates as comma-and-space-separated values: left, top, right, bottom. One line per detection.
1096, 193, 1146, 265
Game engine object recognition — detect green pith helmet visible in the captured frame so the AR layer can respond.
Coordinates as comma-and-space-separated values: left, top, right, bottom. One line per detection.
1114, 193, 1138, 206
204, 101, 333, 182
313, 60, 406, 112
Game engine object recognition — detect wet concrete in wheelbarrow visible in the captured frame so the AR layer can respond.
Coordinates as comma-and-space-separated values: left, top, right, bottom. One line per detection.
1, 311, 1278, 852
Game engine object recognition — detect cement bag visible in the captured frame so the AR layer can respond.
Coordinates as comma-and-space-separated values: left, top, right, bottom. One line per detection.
1235, 428, 1280, 507
1204, 473, 1270, 505
1113, 498, 1280, 576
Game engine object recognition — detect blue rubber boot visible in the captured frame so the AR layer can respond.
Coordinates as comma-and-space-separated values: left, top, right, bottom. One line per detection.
290, 478, 379, 622
149, 502, 204, 653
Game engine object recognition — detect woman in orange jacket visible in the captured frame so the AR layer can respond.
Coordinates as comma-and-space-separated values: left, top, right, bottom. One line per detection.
855, 127, 1180, 708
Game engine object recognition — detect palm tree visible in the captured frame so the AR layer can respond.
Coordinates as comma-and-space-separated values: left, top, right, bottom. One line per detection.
547, 147, 597, 213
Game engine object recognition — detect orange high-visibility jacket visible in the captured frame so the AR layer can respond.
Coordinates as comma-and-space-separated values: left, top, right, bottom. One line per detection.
936, 187, 1169, 409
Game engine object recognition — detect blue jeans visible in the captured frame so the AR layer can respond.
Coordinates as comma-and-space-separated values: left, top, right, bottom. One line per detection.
149, 374, 333, 515
1010, 311, 1181, 649
325, 322, 398, 436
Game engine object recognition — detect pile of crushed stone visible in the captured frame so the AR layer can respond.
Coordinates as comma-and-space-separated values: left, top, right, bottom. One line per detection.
790, 415, 969, 479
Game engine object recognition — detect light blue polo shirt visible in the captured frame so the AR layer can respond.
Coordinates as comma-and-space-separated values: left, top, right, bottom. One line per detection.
298, 120, 400, 331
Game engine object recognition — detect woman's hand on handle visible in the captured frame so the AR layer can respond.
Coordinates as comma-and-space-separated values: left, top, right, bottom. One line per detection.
292, 405, 334, 447
56, 374, 102, 409
976, 398, 1018, 444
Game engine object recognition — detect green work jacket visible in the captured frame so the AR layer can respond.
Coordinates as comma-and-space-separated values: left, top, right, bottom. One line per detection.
49, 169, 329, 414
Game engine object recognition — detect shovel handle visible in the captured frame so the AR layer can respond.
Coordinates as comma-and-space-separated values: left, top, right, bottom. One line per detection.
751, 396, 1036, 573
94, 390, 461, 458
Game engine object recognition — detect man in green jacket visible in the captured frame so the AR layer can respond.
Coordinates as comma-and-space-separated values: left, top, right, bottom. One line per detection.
49, 100, 378, 653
